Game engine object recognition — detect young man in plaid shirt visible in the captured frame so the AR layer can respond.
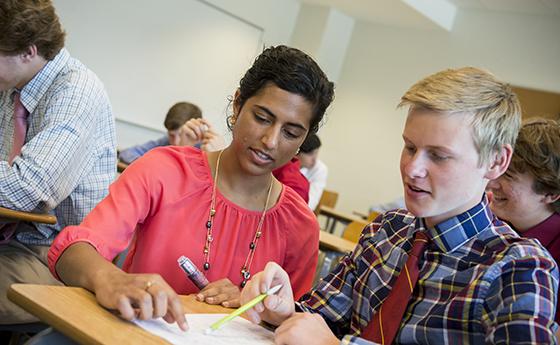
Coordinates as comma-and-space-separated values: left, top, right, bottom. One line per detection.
241, 67, 558, 344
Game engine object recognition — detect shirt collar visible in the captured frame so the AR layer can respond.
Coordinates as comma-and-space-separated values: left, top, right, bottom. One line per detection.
19, 48, 70, 114
522, 213, 560, 247
422, 195, 493, 253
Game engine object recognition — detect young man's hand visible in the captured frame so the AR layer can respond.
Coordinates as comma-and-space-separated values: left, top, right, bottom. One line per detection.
240, 262, 296, 326
177, 118, 211, 147
274, 312, 339, 345
200, 129, 226, 152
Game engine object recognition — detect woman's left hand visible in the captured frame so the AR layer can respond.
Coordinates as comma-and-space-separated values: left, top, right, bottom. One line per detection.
195, 278, 240, 308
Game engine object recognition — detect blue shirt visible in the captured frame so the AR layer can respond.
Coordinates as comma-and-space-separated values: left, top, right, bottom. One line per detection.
118, 135, 169, 164
299, 197, 558, 344
0, 48, 116, 245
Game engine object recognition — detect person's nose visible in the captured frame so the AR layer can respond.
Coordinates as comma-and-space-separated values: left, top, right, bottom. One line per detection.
262, 126, 281, 150
403, 152, 428, 179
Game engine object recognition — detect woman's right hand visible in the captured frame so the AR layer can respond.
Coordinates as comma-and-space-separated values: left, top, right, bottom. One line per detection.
240, 262, 296, 326
93, 270, 188, 331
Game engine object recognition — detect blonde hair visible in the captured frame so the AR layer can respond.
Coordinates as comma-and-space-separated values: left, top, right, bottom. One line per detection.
399, 67, 521, 165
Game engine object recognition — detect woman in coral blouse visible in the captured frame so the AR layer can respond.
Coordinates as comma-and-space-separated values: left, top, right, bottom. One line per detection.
48, 45, 334, 330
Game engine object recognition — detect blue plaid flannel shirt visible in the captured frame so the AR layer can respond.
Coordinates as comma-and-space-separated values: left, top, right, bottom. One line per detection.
299, 198, 559, 344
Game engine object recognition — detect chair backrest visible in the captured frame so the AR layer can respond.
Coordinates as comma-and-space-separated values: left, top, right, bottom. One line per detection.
0, 206, 57, 225
342, 220, 370, 243
314, 190, 339, 215
367, 211, 380, 222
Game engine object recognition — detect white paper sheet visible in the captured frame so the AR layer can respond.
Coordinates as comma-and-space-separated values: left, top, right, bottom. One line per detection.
134, 314, 274, 345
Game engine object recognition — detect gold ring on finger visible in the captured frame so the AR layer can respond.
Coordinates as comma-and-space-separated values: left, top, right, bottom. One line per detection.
145, 280, 154, 291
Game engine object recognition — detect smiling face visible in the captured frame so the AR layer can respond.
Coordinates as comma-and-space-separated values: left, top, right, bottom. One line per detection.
230, 83, 313, 176
400, 108, 496, 227
487, 172, 554, 231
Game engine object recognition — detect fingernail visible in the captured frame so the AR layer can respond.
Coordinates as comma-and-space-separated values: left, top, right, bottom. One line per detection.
196, 294, 203, 300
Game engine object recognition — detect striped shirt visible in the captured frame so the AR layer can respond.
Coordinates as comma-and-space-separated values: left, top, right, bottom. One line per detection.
0, 48, 116, 245
299, 198, 559, 344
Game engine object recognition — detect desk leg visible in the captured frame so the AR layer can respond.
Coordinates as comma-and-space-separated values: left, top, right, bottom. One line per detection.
325, 218, 338, 234
315, 251, 344, 281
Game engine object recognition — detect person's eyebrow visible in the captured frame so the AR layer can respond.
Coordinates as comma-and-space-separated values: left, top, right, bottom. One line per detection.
254, 105, 308, 131
402, 135, 456, 155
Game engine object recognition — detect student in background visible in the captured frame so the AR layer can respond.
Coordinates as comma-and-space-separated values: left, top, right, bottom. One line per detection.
272, 157, 310, 204
298, 134, 327, 210
241, 67, 558, 344
487, 117, 560, 322
119, 102, 218, 164
48, 45, 334, 330
0, 0, 116, 324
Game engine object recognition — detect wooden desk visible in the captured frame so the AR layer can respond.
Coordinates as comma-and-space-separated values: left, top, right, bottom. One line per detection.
318, 205, 364, 234
8, 284, 232, 344
319, 231, 356, 254
0, 206, 57, 225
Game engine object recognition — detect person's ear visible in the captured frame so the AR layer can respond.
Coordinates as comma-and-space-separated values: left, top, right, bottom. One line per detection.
484, 144, 513, 180
231, 89, 241, 124
20, 45, 38, 63
542, 193, 560, 205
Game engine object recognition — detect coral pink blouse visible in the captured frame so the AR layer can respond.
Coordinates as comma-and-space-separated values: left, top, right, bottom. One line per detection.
48, 147, 319, 299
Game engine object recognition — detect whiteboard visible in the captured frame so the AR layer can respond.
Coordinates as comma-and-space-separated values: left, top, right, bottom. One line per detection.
53, 0, 264, 134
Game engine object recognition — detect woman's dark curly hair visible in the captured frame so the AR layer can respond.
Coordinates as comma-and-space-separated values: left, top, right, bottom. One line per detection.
232, 45, 334, 135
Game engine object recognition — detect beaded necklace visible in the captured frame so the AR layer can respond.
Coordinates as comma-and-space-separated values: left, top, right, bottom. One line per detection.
203, 150, 274, 287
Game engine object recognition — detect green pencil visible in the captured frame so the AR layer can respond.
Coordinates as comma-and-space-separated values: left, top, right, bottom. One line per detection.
204, 284, 282, 334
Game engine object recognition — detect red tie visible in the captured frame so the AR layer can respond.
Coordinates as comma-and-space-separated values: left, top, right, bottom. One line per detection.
8, 92, 30, 165
361, 231, 429, 344
1, 93, 29, 243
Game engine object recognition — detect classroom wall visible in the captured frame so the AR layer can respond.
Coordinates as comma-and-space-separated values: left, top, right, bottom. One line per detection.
62, 0, 303, 148
52, 0, 560, 215
204, 0, 301, 46
320, 8, 560, 214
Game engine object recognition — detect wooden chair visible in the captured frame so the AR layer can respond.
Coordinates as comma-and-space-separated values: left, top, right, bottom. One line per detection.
0, 207, 57, 225
351, 210, 380, 222
0, 208, 56, 344
314, 190, 339, 215
116, 160, 129, 173
341, 220, 370, 243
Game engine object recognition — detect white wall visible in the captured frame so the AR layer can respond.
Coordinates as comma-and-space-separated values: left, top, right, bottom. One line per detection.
53, 0, 303, 149
204, 0, 301, 46
320, 8, 560, 214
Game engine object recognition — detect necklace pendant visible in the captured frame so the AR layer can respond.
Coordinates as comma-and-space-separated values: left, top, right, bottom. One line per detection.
241, 269, 251, 281
204, 262, 210, 270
